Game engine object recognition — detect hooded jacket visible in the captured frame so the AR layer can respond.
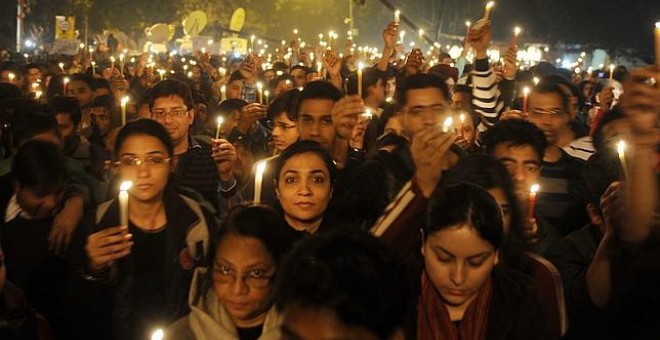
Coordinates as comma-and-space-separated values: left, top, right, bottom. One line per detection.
166, 267, 282, 340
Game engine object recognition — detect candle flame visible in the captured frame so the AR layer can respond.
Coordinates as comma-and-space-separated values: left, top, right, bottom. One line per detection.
264, 90, 270, 96
121, 96, 129, 105
418, 29, 424, 37
256, 82, 263, 90
110, 56, 115, 62
216, 116, 224, 126
466, 21, 472, 27
220, 85, 226, 92
459, 113, 466, 123
486, 1, 495, 9
256, 160, 267, 177
358, 62, 364, 71
293, 29, 299, 35
514, 26, 521, 35
120, 181, 133, 192
616, 140, 626, 155
442, 117, 453, 132
530, 184, 540, 194
150, 329, 164, 340
523, 87, 531, 95
361, 108, 373, 120
533, 77, 540, 85
119, 53, 125, 60
609, 64, 615, 71
656, 22, 660, 29
63, 77, 70, 84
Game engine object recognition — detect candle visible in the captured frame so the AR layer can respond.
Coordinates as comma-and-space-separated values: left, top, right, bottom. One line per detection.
119, 53, 125, 76
418, 29, 424, 48
522, 87, 530, 113
616, 140, 629, 179
357, 62, 364, 97
121, 96, 129, 126
484, 1, 495, 20
215, 116, 224, 139
394, 10, 401, 23
91, 61, 96, 75
58, 62, 65, 73
220, 85, 226, 101
442, 117, 453, 133
512, 26, 521, 46
655, 22, 660, 67
257, 82, 264, 104
459, 113, 466, 138
110, 56, 116, 72
399, 31, 406, 45
317, 61, 323, 77
533, 77, 540, 86
250, 35, 256, 54
264, 90, 270, 105
609, 64, 615, 83
7, 73, 15, 84
254, 160, 267, 204
465, 21, 471, 36
529, 184, 539, 218
151, 328, 164, 340
35, 90, 42, 101
63, 77, 70, 96
119, 181, 133, 227
79, 42, 85, 50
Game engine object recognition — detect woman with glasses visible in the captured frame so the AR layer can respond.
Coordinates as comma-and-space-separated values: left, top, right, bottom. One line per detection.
71, 119, 216, 340
168, 204, 290, 340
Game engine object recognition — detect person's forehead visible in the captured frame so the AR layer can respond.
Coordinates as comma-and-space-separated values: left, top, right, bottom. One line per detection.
493, 143, 539, 161
405, 87, 446, 105
299, 99, 334, 115
153, 95, 186, 107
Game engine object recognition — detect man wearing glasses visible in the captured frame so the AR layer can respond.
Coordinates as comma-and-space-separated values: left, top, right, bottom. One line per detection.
149, 80, 237, 207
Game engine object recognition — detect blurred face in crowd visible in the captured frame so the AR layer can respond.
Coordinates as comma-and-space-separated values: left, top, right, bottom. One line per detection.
491, 143, 541, 202
402, 87, 448, 138
227, 79, 243, 100
451, 112, 476, 144
298, 99, 336, 150
275, 79, 293, 96
386, 78, 396, 100
15, 184, 63, 219
383, 114, 404, 136
291, 69, 307, 88
272, 112, 299, 152
281, 305, 380, 340
213, 233, 276, 328
367, 78, 386, 105
422, 224, 498, 320
529, 92, 570, 146
277, 152, 332, 233
151, 95, 194, 149
90, 106, 111, 136
194, 102, 208, 124
451, 91, 471, 110
26, 67, 42, 85
55, 113, 78, 150
191, 65, 202, 81
488, 188, 512, 234
67, 80, 93, 108
115, 134, 171, 203
263, 70, 276, 82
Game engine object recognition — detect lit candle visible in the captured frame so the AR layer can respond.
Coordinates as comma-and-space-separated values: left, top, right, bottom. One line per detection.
655, 22, 660, 67
121, 96, 129, 126
254, 160, 267, 204
418, 29, 424, 48
215, 116, 224, 139
91, 61, 96, 75
484, 1, 495, 20
35, 90, 42, 101
529, 184, 539, 218
522, 87, 530, 113
119, 181, 133, 227
399, 31, 406, 46
63, 77, 70, 96
79, 42, 85, 50
150, 328, 164, 340
257, 82, 264, 104
512, 26, 521, 46
616, 140, 629, 179
465, 21, 471, 35
58, 62, 65, 73
357, 62, 364, 97
7, 73, 15, 84
394, 10, 401, 23
250, 35, 256, 54
119, 53, 125, 76
459, 113, 466, 138
533, 77, 540, 86
264, 90, 270, 105
609, 64, 615, 83
110, 56, 116, 71
442, 117, 453, 133
220, 85, 226, 101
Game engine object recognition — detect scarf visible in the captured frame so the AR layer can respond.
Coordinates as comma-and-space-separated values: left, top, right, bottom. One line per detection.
417, 270, 492, 340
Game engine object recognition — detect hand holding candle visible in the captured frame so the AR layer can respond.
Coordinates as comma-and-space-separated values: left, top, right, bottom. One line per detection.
254, 160, 267, 204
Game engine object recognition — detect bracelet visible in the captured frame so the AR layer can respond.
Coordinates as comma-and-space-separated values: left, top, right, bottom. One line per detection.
79, 268, 107, 282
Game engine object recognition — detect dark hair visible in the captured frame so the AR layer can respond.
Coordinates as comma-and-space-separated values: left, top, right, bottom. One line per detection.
69, 73, 93, 89
46, 74, 67, 99
10, 109, 59, 148
592, 106, 625, 152
192, 90, 208, 106
483, 119, 547, 161
290, 65, 308, 74
49, 96, 83, 126
438, 155, 528, 267
426, 182, 504, 248
12, 140, 67, 194
346, 67, 384, 99
297, 81, 342, 114
532, 79, 569, 114
396, 73, 450, 107
114, 119, 174, 159
214, 204, 291, 266
0, 83, 22, 101
148, 79, 194, 112
269, 74, 293, 91
582, 149, 622, 215
91, 77, 112, 92
267, 89, 300, 122
228, 70, 245, 82
90, 94, 115, 112
217, 98, 247, 116
274, 140, 336, 186
274, 229, 408, 339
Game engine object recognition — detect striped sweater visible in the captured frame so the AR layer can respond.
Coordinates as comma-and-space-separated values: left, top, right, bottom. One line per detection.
471, 58, 505, 129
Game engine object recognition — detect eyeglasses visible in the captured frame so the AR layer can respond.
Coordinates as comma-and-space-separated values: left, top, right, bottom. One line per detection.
114, 155, 172, 167
153, 108, 188, 119
530, 109, 566, 119
213, 264, 274, 289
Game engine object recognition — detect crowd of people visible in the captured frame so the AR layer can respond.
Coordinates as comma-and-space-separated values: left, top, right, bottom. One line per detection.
0, 13, 658, 340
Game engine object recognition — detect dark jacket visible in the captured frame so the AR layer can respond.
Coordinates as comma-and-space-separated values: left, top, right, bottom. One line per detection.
0, 282, 51, 340
68, 190, 215, 340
